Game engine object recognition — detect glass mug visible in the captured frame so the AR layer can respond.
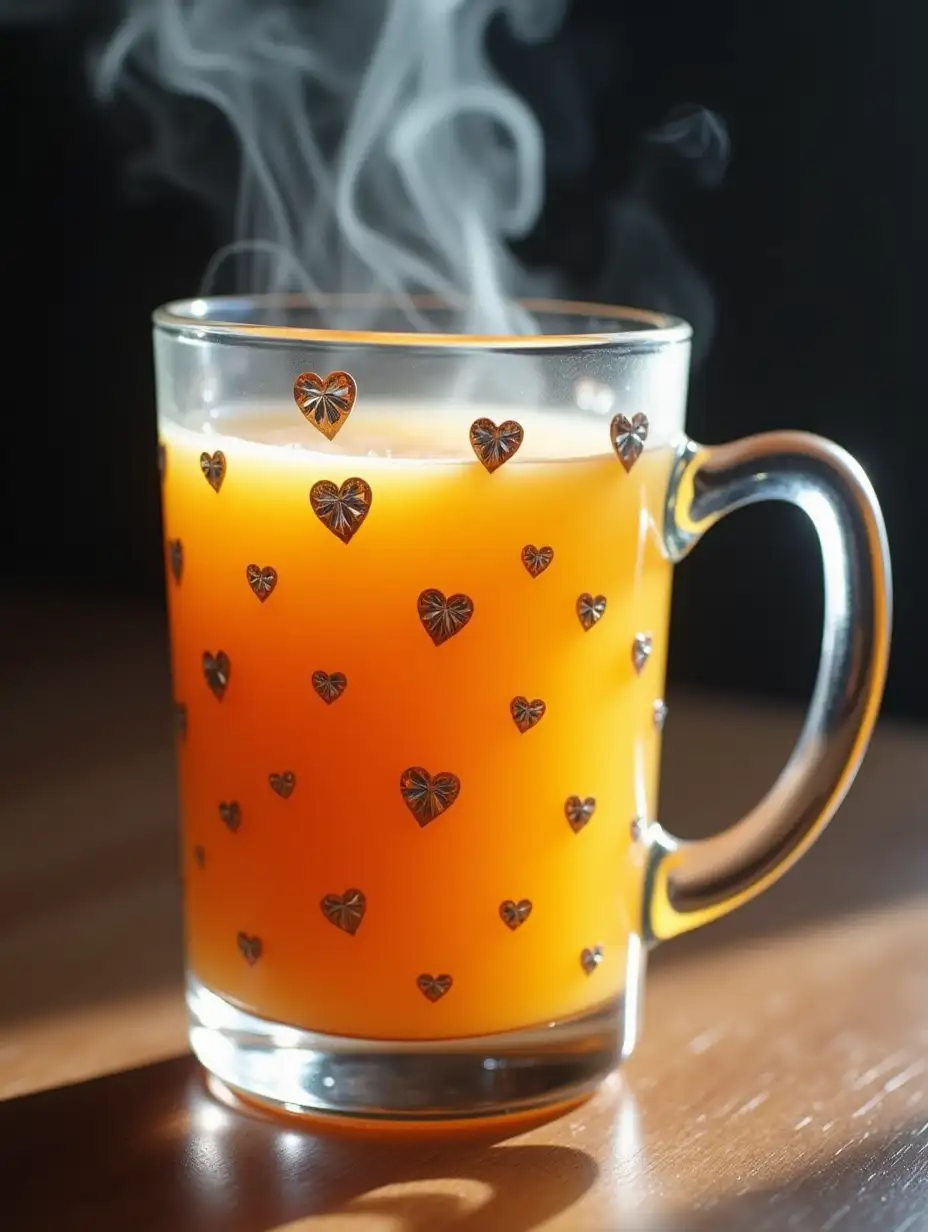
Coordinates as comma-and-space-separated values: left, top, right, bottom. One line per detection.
155, 296, 891, 1120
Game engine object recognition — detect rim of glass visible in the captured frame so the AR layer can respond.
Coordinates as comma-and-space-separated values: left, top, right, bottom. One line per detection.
153, 293, 692, 350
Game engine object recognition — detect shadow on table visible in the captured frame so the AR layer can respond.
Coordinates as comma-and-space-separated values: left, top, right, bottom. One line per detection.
2, 1056, 599, 1232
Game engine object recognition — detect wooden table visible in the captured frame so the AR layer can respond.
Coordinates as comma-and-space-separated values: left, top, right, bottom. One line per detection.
2, 597, 927, 1230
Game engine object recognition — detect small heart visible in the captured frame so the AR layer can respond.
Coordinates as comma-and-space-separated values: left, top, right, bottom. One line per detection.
219, 801, 241, 833
294, 370, 357, 440
581, 945, 603, 975
320, 888, 367, 935
632, 633, 653, 675
310, 477, 372, 544
168, 539, 183, 584
577, 593, 607, 631
173, 701, 187, 740
158, 441, 167, 479
610, 412, 649, 473
565, 796, 596, 833
653, 699, 668, 732
246, 563, 278, 602
400, 766, 461, 827
521, 544, 554, 578
200, 450, 226, 492
312, 670, 347, 704
510, 696, 546, 734
469, 417, 524, 473
193, 845, 205, 869
499, 899, 533, 930
237, 932, 262, 965
202, 651, 231, 701
269, 771, 296, 798
417, 973, 453, 1002
417, 589, 474, 646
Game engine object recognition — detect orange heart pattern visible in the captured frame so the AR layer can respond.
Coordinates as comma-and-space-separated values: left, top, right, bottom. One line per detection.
417, 589, 474, 646
219, 801, 241, 833
200, 450, 226, 492
565, 796, 596, 833
577, 593, 607, 631
632, 632, 653, 674
581, 945, 603, 975
238, 932, 262, 965
294, 370, 357, 440
417, 973, 453, 1002
312, 670, 347, 704
521, 544, 554, 577
269, 771, 296, 798
246, 563, 278, 602
202, 651, 230, 700
499, 899, 533, 930
310, 477, 372, 544
510, 696, 546, 734
400, 767, 461, 827
321, 888, 367, 935
610, 413, 649, 473
469, 417, 524, 472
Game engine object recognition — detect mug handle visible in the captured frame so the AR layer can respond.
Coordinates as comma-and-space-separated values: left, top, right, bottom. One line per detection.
644, 432, 892, 942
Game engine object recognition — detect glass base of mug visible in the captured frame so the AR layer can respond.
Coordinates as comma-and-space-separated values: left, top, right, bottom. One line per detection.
187, 975, 626, 1122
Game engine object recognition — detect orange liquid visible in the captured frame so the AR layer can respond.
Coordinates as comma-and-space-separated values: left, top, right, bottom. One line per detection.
161, 405, 675, 1040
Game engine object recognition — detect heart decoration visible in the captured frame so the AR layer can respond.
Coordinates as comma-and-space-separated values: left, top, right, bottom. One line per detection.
581, 945, 603, 975
320, 888, 367, 935
417, 973, 453, 1002
219, 801, 242, 833
521, 544, 554, 578
200, 450, 227, 493
610, 412, 649, 473
653, 699, 668, 732
469, 417, 524, 473
168, 539, 183, 584
312, 670, 348, 704
310, 477, 372, 544
173, 701, 187, 740
400, 766, 461, 827
202, 651, 231, 701
576, 593, 607, 631
193, 845, 205, 869
417, 589, 474, 646
269, 771, 296, 799
499, 899, 533, 930
632, 633, 653, 675
565, 796, 596, 833
246, 563, 278, 602
510, 696, 546, 734
293, 370, 357, 441
237, 932, 263, 965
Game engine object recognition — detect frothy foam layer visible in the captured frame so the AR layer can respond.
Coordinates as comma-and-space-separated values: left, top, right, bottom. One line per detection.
162, 401, 682, 464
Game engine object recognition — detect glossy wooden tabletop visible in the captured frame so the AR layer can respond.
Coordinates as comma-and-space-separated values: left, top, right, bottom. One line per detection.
2, 598, 927, 1230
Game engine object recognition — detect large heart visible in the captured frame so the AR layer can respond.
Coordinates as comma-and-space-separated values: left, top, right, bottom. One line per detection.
610, 413, 649, 473
246, 563, 278, 602
417, 973, 453, 1002
219, 801, 242, 833
237, 932, 262, 965
310, 477, 372, 544
320, 888, 367, 935
565, 796, 596, 833
200, 450, 226, 492
469, 417, 524, 473
521, 544, 554, 578
168, 539, 183, 584
499, 899, 533, 930
417, 589, 474, 646
510, 696, 546, 734
293, 370, 357, 440
576, 593, 607, 631
202, 651, 231, 701
400, 766, 461, 827
312, 670, 348, 704
632, 633, 653, 675
269, 770, 296, 799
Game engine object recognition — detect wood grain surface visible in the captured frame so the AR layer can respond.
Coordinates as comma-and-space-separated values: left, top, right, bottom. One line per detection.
2, 596, 927, 1230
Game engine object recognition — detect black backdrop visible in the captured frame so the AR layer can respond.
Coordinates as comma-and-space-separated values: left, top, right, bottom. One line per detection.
1, 1, 921, 717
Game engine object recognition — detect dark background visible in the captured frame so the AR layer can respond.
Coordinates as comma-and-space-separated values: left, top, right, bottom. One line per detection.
1, 1, 921, 717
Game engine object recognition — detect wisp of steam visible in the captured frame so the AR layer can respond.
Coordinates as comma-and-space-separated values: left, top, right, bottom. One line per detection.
2, 0, 728, 342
